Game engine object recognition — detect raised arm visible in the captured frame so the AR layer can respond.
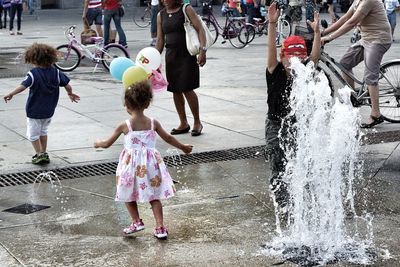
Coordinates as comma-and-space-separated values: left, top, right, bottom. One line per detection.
307, 12, 321, 64
267, 2, 279, 73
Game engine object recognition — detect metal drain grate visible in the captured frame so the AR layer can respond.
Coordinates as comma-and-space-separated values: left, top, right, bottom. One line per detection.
0, 145, 265, 188
3, 203, 50, 214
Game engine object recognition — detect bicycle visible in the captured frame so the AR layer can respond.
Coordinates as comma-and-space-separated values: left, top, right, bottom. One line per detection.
296, 24, 400, 123
201, 1, 250, 48
133, 0, 151, 28
245, 6, 291, 46
54, 25, 130, 72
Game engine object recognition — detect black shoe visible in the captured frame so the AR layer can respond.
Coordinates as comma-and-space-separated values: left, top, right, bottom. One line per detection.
360, 115, 384, 128
170, 125, 190, 135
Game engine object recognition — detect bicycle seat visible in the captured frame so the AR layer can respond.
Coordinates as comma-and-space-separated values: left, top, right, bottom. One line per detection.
253, 18, 263, 22
90, 36, 103, 43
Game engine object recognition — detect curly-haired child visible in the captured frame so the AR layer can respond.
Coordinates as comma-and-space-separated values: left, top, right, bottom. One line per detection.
3, 43, 80, 165
94, 80, 192, 239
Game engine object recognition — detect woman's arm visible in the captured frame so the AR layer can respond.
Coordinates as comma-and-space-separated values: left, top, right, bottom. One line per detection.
267, 2, 279, 73
155, 12, 165, 54
82, 0, 89, 19
185, 5, 207, 66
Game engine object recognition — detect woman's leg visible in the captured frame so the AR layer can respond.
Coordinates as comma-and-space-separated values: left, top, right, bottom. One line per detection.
9, 5, 16, 33
16, 4, 22, 32
150, 200, 163, 228
173, 92, 189, 129
183, 90, 202, 130
112, 11, 127, 47
0, 7, 3, 28
125, 201, 140, 222
103, 10, 112, 45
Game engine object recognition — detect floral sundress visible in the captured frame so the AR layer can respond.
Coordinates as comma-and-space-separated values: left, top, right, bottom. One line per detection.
115, 118, 175, 202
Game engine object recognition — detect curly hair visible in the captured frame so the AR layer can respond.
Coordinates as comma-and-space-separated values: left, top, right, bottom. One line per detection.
124, 80, 153, 111
24, 43, 59, 67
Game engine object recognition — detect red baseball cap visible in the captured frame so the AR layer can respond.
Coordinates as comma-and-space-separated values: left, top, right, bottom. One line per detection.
281, 35, 308, 58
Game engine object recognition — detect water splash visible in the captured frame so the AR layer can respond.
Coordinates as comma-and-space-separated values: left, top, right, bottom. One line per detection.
262, 58, 380, 265
32, 171, 69, 212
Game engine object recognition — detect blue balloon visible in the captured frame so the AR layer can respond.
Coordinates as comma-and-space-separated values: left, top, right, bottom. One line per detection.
110, 57, 135, 81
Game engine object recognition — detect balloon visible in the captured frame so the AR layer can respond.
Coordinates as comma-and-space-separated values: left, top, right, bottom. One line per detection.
110, 57, 135, 81
135, 47, 161, 73
150, 70, 168, 92
122, 66, 149, 89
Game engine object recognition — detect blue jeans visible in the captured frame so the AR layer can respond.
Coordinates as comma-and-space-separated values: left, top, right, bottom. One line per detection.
387, 11, 396, 34
150, 4, 159, 35
10, 3, 23, 31
103, 8, 127, 46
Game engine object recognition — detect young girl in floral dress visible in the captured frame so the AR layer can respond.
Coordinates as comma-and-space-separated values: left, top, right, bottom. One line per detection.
94, 80, 192, 239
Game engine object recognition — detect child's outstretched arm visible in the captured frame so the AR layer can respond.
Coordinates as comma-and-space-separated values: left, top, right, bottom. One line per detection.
267, 2, 279, 73
154, 120, 193, 154
308, 12, 321, 64
3, 85, 27, 102
64, 84, 80, 103
94, 122, 125, 149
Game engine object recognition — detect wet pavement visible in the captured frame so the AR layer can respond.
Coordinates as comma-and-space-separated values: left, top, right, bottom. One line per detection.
0, 7, 400, 267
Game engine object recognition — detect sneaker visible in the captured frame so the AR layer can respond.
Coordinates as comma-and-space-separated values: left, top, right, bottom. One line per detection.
40, 152, 50, 164
9, 31, 14, 35
123, 219, 145, 235
31, 154, 41, 164
153, 226, 168, 240
17, 31, 22, 35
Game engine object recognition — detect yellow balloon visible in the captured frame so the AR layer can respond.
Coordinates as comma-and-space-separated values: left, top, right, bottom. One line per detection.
122, 66, 149, 89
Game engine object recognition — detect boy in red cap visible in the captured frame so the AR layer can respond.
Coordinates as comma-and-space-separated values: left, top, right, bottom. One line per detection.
265, 2, 321, 210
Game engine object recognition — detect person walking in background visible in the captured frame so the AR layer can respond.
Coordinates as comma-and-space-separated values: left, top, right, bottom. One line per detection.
2, 0, 11, 30
246, 0, 258, 23
326, 0, 339, 23
3, 43, 80, 165
28, 0, 34, 14
0, 0, 4, 29
94, 80, 192, 239
150, 0, 160, 46
102, 0, 127, 47
288, 0, 303, 27
83, 0, 103, 37
384, 0, 400, 40
156, 0, 206, 136
227, 0, 241, 17
9, 0, 23, 35
321, 0, 392, 128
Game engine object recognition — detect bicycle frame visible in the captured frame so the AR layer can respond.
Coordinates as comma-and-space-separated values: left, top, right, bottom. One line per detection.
319, 47, 371, 103
64, 26, 104, 62
203, 7, 245, 38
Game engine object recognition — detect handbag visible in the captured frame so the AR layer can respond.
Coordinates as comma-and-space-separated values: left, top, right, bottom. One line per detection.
182, 3, 214, 56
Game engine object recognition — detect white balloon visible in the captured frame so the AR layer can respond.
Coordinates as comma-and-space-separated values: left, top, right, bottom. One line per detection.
135, 47, 161, 73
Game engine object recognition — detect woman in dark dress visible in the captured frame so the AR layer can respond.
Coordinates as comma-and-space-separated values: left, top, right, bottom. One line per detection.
156, 0, 207, 136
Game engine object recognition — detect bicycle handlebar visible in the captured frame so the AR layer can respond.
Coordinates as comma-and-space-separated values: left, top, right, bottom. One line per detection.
65, 25, 76, 40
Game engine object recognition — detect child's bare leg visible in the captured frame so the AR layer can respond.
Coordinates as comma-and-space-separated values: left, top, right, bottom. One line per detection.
125, 202, 140, 222
31, 139, 42, 154
39, 135, 47, 152
150, 200, 163, 228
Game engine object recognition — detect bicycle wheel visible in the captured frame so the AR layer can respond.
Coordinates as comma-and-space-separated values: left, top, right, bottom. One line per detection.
202, 17, 218, 44
227, 20, 249, 48
245, 23, 256, 44
275, 19, 291, 47
101, 44, 130, 71
133, 8, 151, 28
54, 45, 81, 71
377, 61, 400, 122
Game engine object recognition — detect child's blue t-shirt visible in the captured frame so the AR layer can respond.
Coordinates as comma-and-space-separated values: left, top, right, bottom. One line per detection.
21, 66, 70, 119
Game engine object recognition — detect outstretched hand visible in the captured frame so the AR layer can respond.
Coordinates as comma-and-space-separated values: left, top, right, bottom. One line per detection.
68, 93, 80, 103
3, 94, 13, 103
182, 144, 193, 154
268, 2, 279, 23
307, 12, 320, 34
